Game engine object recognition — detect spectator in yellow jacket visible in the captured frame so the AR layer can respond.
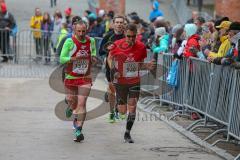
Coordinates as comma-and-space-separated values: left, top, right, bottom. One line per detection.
30, 8, 43, 61
205, 21, 232, 61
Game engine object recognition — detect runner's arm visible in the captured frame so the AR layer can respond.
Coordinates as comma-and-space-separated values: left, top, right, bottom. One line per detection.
107, 51, 113, 69
60, 38, 74, 64
90, 37, 97, 57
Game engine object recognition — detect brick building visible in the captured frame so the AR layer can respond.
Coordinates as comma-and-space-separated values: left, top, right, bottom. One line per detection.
99, 0, 125, 15
215, 0, 240, 21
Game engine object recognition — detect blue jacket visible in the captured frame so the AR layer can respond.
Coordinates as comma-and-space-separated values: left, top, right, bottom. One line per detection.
152, 34, 169, 54
149, 0, 164, 22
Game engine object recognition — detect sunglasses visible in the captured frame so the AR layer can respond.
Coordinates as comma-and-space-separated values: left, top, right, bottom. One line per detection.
126, 35, 136, 38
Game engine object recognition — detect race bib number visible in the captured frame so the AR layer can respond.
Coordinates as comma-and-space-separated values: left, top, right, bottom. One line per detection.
123, 62, 138, 78
72, 59, 89, 75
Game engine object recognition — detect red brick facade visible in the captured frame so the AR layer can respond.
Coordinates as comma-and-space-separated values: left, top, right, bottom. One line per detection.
99, 0, 125, 15
215, 0, 240, 21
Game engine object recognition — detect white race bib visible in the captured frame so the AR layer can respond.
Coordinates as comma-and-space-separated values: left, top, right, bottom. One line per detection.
123, 62, 138, 78
72, 59, 89, 75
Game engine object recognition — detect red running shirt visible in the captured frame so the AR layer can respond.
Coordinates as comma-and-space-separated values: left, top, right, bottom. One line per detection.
110, 38, 147, 85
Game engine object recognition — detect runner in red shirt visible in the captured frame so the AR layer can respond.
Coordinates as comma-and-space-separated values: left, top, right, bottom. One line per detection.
108, 23, 155, 143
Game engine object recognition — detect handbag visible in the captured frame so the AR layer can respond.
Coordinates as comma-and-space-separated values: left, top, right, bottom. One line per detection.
167, 59, 179, 87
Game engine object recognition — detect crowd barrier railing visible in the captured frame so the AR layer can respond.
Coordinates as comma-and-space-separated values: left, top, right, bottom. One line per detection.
140, 52, 240, 153
0, 29, 17, 62
0, 29, 104, 64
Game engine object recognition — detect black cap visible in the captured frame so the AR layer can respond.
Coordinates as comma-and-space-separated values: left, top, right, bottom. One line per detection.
196, 16, 205, 24
229, 22, 240, 31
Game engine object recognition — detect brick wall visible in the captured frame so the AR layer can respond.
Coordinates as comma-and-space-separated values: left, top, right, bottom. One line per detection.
99, 0, 125, 15
215, 0, 240, 21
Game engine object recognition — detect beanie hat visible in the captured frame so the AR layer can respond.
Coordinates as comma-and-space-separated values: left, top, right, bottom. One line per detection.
1, 3, 7, 13
184, 23, 197, 38
155, 27, 166, 37
65, 7, 72, 16
172, 24, 182, 35
98, 9, 105, 17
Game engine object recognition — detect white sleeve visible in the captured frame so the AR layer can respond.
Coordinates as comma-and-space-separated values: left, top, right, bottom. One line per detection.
177, 40, 187, 56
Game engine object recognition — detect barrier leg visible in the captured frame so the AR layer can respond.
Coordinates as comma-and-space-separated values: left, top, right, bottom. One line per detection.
186, 119, 205, 130
234, 154, 240, 160
204, 129, 227, 141
169, 110, 190, 120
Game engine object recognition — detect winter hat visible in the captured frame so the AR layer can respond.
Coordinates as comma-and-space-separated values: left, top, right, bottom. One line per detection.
153, 0, 159, 10
184, 23, 197, 38
64, 7, 72, 16
98, 9, 105, 17
172, 24, 182, 35
155, 27, 166, 37
1, 3, 7, 13
229, 22, 240, 31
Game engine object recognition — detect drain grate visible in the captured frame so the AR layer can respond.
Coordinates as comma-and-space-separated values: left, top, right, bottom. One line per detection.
148, 147, 206, 154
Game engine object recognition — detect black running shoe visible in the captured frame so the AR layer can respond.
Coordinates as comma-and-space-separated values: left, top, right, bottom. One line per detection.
124, 132, 134, 143
73, 129, 84, 142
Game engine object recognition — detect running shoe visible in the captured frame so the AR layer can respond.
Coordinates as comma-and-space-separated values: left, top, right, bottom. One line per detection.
124, 132, 134, 143
107, 112, 116, 123
73, 128, 84, 142
65, 107, 73, 118
65, 98, 72, 118
119, 113, 126, 120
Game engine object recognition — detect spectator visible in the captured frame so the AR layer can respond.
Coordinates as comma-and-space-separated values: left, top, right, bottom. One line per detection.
170, 24, 184, 55
88, 17, 105, 37
56, 23, 68, 49
215, 22, 240, 66
104, 11, 114, 33
98, 9, 105, 18
149, 0, 164, 23
0, 2, 16, 62
211, 17, 229, 53
51, 10, 62, 53
186, 11, 198, 24
30, 7, 43, 61
183, 23, 200, 58
194, 16, 205, 35
63, 7, 73, 32
206, 21, 232, 61
84, 10, 97, 20
151, 27, 169, 54
198, 24, 212, 59
41, 12, 54, 64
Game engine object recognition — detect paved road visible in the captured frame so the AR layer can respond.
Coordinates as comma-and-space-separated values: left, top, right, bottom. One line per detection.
0, 0, 223, 160
0, 73, 223, 160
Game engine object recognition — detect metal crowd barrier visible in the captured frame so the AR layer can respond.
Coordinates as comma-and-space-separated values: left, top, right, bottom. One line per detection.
184, 57, 213, 130
0, 29, 17, 62
225, 70, 240, 144
141, 53, 240, 153
15, 29, 65, 64
0, 29, 104, 64
160, 53, 188, 107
